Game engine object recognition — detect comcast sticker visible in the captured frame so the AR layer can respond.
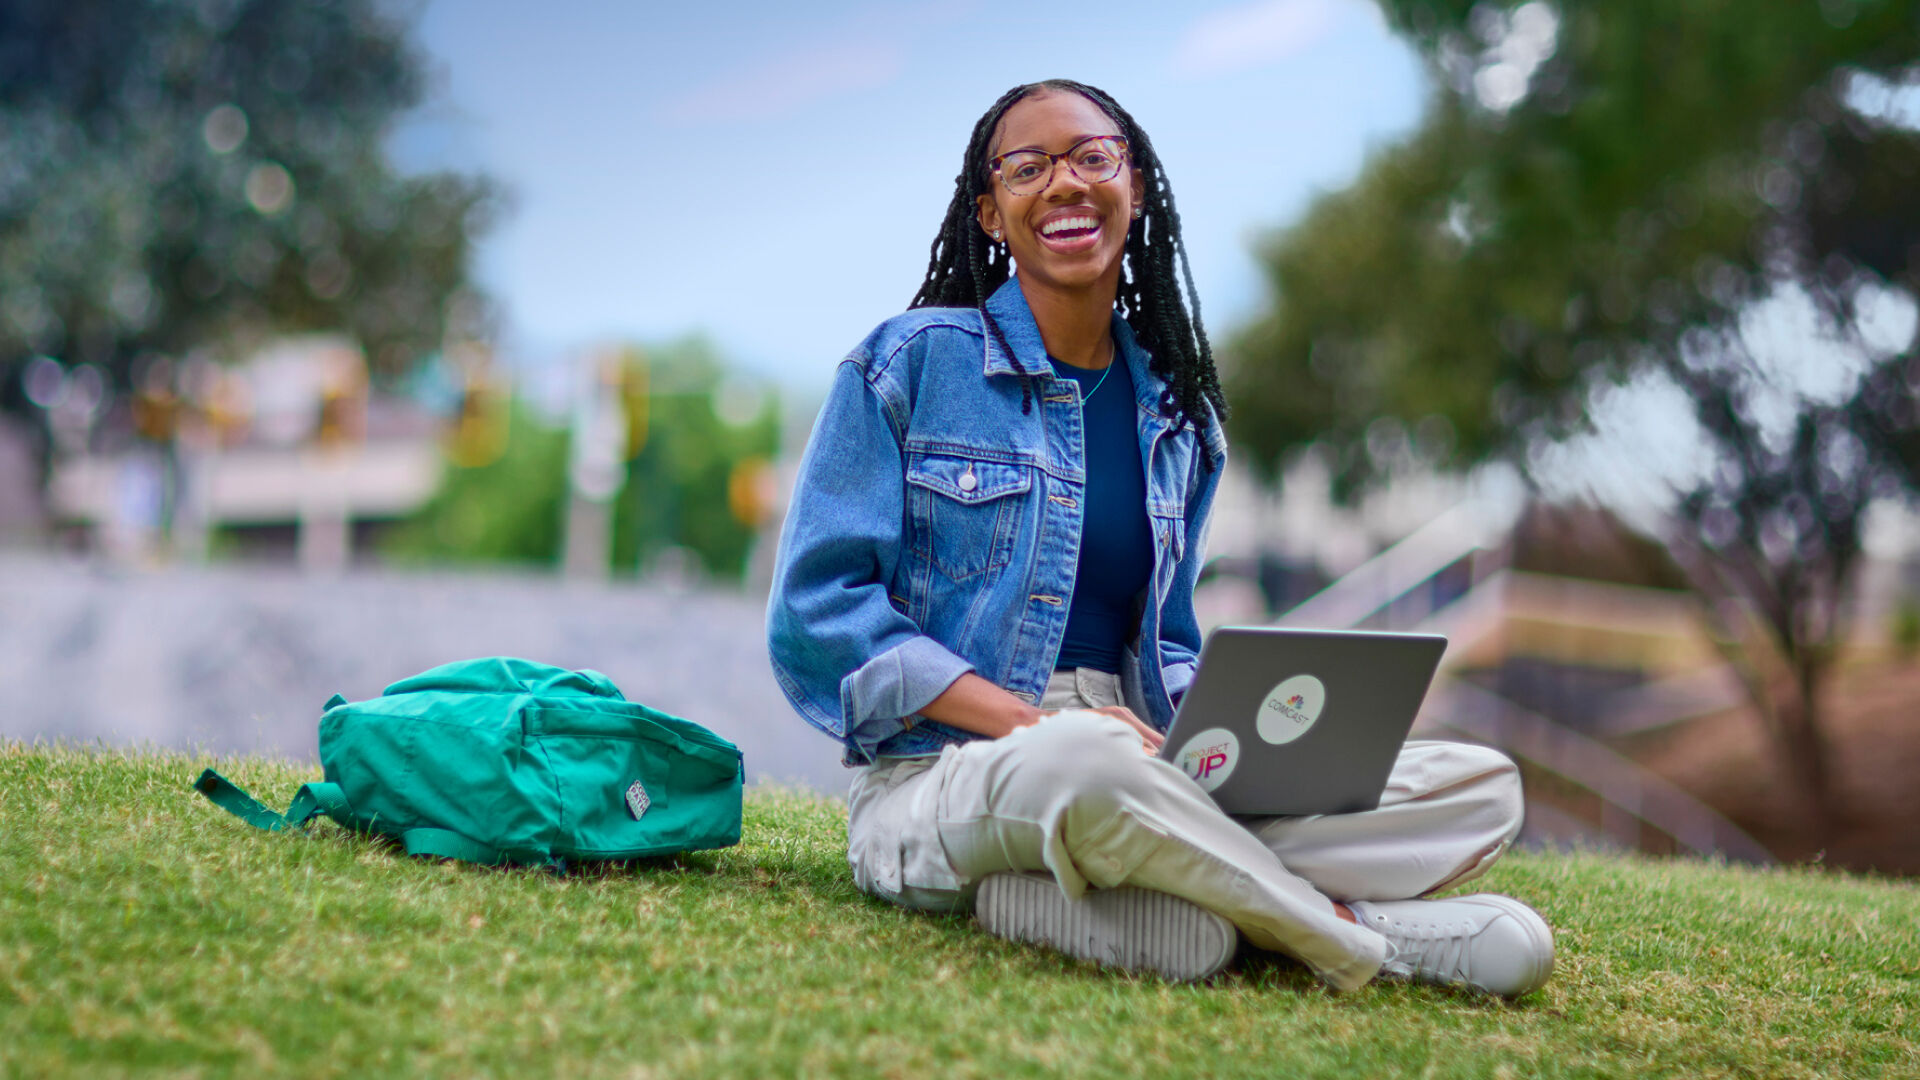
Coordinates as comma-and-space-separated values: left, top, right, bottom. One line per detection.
1174, 728, 1240, 792
1256, 674, 1326, 745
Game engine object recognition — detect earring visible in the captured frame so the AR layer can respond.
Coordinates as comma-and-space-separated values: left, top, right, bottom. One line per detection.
991, 229, 1002, 240
1131, 207, 1143, 219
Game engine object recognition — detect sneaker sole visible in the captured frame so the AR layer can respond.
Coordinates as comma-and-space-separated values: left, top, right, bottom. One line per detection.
975, 872, 1236, 982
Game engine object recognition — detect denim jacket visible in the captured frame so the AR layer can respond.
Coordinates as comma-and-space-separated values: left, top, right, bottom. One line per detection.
766, 277, 1228, 766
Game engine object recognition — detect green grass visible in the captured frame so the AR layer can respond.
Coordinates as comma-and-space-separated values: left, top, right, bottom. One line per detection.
2, 744, 1916, 1079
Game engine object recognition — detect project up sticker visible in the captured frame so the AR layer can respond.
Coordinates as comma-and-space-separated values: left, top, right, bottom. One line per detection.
625, 780, 651, 821
1174, 728, 1240, 792
1257, 674, 1326, 745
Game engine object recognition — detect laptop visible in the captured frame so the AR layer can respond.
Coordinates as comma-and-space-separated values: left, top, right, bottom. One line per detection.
1157, 626, 1447, 816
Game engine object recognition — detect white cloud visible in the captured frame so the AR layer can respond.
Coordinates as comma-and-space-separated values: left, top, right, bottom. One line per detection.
655, 2, 966, 126
1171, 0, 1367, 78
657, 41, 907, 126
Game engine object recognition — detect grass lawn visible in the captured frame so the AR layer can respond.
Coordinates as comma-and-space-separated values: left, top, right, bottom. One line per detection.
2, 743, 1916, 1079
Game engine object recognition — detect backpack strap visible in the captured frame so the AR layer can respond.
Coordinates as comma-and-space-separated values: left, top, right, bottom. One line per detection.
193, 769, 349, 831
192, 769, 560, 872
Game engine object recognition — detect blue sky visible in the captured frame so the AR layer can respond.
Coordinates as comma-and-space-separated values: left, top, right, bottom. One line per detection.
391, 0, 1427, 388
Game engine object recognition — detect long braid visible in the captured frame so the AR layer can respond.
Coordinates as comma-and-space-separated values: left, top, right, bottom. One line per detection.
914, 86, 1032, 411
909, 79, 1227, 454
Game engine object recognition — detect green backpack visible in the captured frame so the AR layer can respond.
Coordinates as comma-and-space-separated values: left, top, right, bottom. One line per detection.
194, 657, 744, 868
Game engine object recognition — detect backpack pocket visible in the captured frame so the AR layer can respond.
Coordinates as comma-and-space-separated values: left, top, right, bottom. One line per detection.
522, 706, 743, 858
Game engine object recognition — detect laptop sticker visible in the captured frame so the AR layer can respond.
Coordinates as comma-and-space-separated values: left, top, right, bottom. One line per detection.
1257, 674, 1326, 745
1174, 728, 1240, 792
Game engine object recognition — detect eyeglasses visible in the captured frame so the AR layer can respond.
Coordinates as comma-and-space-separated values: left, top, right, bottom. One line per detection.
988, 135, 1130, 197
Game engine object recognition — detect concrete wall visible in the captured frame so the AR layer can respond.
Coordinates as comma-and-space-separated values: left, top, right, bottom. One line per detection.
0, 557, 850, 795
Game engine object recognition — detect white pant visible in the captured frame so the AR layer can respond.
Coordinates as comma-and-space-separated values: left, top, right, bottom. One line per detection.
846, 668, 1525, 990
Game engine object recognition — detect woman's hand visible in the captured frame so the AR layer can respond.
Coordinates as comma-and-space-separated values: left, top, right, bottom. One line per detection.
1041, 705, 1165, 757
918, 675, 1165, 755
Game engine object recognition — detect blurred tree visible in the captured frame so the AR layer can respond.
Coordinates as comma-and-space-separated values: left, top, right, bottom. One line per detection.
609, 338, 780, 582
1229, 0, 1920, 821
380, 402, 567, 567
0, 0, 494, 420
383, 339, 780, 583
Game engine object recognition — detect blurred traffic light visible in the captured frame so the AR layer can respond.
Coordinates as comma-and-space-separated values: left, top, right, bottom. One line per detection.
448, 375, 509, 468
727, 455, 773, 528
621, 349, 650, 459
131, 358, 179, 444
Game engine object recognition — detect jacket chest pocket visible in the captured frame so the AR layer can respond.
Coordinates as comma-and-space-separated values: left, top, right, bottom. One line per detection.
905, 452, 1031, 581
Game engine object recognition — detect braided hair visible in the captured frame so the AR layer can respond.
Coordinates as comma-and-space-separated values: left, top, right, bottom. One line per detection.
909, 79, 1227, 460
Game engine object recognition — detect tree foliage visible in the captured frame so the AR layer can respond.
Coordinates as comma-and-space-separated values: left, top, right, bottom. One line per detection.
380, 402, 570, 568
0, 0, 493, 408
1228, 0, 1920, 819
607, 341, 782, 583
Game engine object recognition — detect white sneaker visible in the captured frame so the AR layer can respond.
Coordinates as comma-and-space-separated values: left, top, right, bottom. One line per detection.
1348, 894, 1554, 998
974, 872, 1237, 982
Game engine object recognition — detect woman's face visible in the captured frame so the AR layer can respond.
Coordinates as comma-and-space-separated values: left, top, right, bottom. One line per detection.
976, 90, 1143, 301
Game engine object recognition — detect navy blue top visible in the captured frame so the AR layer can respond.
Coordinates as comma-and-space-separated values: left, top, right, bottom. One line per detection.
1048, 354, 1154, 673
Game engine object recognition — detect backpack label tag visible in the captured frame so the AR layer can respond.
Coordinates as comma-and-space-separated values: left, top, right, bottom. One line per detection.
624, 780, 651, 820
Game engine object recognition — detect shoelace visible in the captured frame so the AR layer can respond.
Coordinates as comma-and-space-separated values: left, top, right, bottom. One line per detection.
1374, 914, 1473, 983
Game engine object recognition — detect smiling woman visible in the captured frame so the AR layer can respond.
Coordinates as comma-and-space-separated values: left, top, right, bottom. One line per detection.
911, 80, 1223, 424
765, 79, 1555, 998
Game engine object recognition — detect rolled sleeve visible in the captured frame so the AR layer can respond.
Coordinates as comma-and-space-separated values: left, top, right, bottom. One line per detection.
839, 635, 975, 762
1162, 659, 1198, 700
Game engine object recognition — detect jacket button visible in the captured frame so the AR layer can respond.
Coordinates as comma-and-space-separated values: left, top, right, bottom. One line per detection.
958, 470, 977, 493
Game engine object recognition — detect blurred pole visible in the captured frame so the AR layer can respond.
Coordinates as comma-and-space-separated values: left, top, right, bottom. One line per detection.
297, 343, 370, 574
563, 351, 627, 580
297, 457, 350, 573
25, 357, 115, 555
171, 354, 225, 564
173, 442, 211, 563
562, 493, 611, 580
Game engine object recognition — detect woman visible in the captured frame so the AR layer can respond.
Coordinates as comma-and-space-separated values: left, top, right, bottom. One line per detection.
766, 79, 1553, 996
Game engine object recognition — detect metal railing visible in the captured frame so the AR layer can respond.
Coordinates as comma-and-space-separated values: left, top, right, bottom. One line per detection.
1426, 679, 1774, 863
1273, 501, 1775, 864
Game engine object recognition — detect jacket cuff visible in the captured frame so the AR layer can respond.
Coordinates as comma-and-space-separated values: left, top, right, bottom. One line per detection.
839, 635, 976, 762
1162, 661, 1198, 700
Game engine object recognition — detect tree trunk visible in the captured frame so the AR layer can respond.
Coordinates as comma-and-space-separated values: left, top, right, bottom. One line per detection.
1770, 661, 1838, 833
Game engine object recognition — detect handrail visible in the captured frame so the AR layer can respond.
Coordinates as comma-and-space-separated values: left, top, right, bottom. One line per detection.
1424, 679, 1774, 863
1276, 500, 1505, 630
1268, 508, 1775, 863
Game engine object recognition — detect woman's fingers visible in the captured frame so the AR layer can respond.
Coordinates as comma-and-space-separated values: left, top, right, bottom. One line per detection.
1092, 706, 1166, 753
1036, 705, 1167, 754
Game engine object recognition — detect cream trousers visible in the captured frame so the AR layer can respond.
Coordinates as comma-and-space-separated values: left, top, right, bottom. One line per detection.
845, 668, 1525, 990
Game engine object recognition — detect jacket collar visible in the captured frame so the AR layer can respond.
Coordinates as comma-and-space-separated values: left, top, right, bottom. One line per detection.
981, 277, 1174, 423
981, 276, 1054, 378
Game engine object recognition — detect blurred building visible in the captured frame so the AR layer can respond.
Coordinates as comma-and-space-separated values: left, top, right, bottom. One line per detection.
42, 336, 442, 571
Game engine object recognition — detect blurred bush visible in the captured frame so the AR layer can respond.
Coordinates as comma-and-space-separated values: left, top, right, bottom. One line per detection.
1893, 597, 1920, 660
382, 339, 779, 583
607, 339, 780, 583
382, 401, 568, 567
